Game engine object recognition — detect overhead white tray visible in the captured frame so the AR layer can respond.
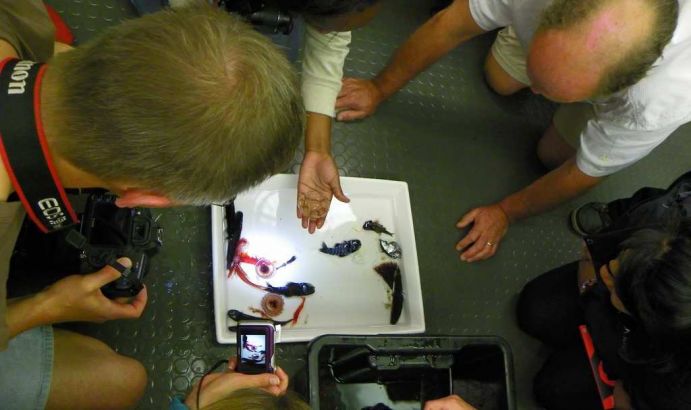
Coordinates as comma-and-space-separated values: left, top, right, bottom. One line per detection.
211, 174, 424, 343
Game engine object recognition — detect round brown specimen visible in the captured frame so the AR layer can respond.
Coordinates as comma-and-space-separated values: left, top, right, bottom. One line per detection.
261, 293, 285, 317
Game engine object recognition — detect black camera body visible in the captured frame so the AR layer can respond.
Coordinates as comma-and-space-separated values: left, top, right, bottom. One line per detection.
9, 191, 163, 299
220, 0, 294, 34
74, 192, 163, 298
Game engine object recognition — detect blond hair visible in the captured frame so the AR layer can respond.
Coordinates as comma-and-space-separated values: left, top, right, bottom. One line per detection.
45, 5, 303, 204
202, 388, 311, 410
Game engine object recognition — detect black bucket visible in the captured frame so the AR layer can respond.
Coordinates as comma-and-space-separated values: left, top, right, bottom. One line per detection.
307, 335, 515, 410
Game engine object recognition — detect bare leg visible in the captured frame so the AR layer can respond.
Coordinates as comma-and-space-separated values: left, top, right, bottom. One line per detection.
46, 329, 147, 410
537, 123, 577, 169
483, 51, 528, 96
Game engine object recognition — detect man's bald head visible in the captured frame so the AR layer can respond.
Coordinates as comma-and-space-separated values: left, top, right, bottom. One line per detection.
526, 0, 678, 103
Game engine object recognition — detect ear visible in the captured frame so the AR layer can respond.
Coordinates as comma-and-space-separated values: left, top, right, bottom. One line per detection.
114, 188, 174, 208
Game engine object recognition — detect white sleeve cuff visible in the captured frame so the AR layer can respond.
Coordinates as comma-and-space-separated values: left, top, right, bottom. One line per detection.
301, 25, 351, 117
302, 80, 340, 117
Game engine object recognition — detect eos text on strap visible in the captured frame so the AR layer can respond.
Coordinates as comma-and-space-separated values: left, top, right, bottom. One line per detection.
0, 58, 78, 233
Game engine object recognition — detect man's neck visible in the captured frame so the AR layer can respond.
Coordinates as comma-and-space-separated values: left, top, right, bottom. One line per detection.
0, 64, 110, 202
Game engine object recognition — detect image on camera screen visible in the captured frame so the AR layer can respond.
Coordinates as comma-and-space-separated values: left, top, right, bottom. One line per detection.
241, 334, 266, 365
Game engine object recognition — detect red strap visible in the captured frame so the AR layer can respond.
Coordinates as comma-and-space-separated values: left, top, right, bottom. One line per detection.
44, 3, 75, 45
598, 361, 616, 387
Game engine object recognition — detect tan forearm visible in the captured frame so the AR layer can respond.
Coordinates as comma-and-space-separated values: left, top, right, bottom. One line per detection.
305, 112, 333, 154
499, 158, 601, 222
6, 292, 54, 339
373, 0, 484, 99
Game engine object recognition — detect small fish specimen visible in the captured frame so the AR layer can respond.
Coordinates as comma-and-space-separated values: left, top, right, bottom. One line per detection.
320, 239, 362, 257
379, 239, 402, 259
363, 220, 393, 236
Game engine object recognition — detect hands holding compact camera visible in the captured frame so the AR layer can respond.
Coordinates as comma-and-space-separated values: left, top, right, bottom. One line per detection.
183, 357, 289, 410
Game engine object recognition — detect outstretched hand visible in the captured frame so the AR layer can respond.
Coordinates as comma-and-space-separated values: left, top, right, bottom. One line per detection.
455, 204, 510, 262
335, 77, 384, 121
184, 357, 289, 410
297, 151, 350, 233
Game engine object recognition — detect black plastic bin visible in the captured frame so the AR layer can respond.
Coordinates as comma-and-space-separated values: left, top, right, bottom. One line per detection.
307, 335, 515, 410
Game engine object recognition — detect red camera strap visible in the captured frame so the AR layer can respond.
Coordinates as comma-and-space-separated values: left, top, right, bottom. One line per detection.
0, 58, 78, 233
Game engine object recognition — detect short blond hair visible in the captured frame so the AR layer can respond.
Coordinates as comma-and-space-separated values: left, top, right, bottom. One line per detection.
46, 5, 303, 204
202, 388, 310, 410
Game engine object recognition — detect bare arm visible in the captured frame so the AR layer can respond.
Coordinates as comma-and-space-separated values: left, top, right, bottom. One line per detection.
305, 112, 332, 154
6, 261, 147, 340
336, 0, 486, 121
373, 0, 485, 100
457, 158, 601, 262
498, 158, 601, 222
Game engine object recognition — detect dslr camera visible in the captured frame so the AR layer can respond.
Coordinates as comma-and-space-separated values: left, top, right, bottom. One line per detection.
10, 191, 163, 299
68, 192, 164, 298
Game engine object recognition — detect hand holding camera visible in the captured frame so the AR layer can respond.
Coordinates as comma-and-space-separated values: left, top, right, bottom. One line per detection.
40, 257, 148, 324
184, 357, 289, 410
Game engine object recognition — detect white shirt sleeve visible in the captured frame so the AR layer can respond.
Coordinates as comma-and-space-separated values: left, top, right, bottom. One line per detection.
301, 25, 351, 117
576, 117, 680, 177
468, 0, 513, 31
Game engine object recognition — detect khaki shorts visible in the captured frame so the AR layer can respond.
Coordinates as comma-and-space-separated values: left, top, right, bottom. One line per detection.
491, 26, 594, 148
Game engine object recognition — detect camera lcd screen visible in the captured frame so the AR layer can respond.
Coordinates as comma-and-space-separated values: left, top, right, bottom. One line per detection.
240, 334, 267, 367
89, 205, 127, 247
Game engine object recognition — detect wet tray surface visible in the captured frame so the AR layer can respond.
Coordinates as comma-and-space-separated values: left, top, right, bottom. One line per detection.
211, 174, 425, 343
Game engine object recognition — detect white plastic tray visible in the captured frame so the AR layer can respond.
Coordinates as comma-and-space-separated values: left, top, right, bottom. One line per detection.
211, 174, 424, 343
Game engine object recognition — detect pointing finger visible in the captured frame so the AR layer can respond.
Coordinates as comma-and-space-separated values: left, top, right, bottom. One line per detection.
85, 257, 132, 289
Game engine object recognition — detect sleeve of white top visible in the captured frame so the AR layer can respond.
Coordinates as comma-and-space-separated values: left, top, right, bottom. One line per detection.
468, 0, 513, 31
301, 25, 351, 117
576, 118, 680, 177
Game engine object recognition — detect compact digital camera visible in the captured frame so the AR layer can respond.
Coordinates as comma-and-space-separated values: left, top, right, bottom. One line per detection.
236, 321, 277, 374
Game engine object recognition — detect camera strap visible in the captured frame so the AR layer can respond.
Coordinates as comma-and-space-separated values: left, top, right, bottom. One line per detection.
0, 58, 78, 233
